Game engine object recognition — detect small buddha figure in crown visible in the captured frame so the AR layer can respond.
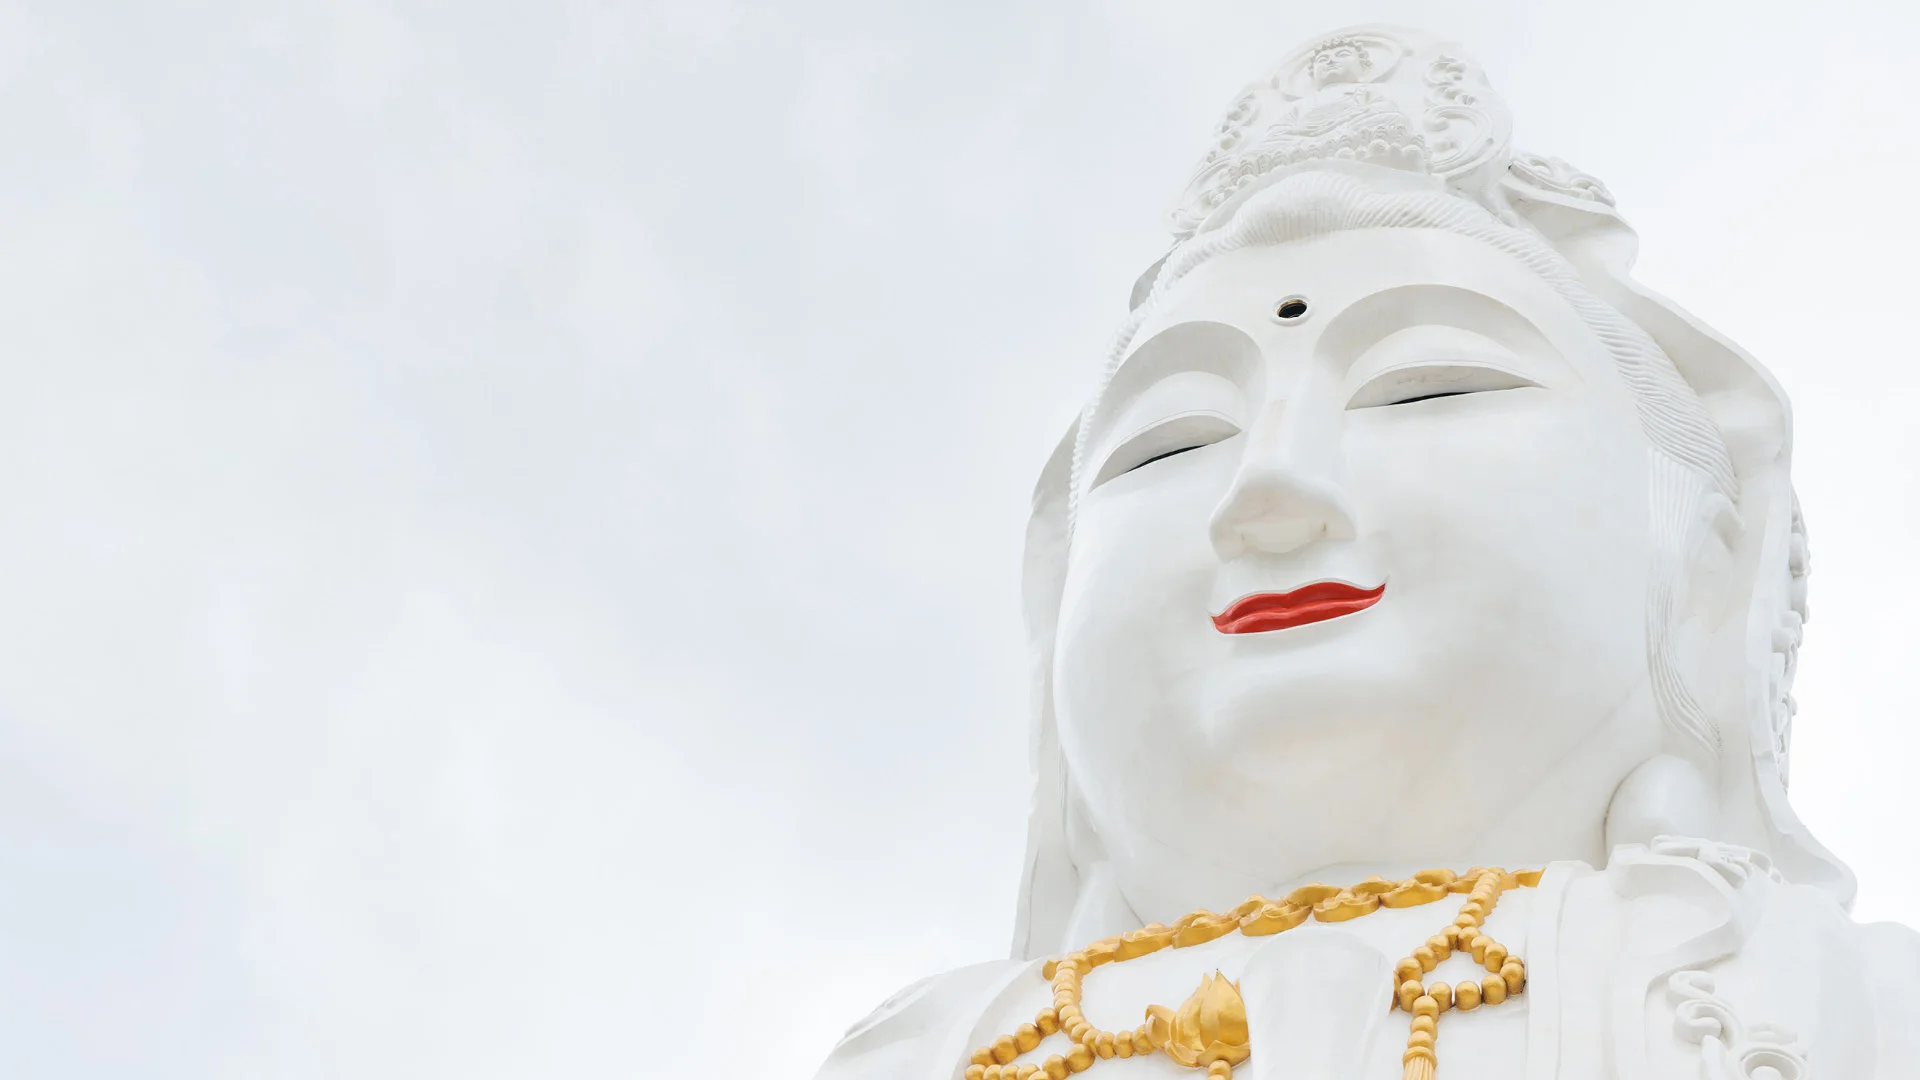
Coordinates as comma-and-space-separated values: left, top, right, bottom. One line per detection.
1308, 36, 1371, 87
1260, 34, 1395, 144
815, 23, 1920, 1080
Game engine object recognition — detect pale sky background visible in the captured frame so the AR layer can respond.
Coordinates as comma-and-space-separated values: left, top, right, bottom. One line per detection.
1, 1, 1917, 1077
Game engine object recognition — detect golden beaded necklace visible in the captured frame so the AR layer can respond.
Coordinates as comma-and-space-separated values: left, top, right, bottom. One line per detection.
965, 866, 1541, 1080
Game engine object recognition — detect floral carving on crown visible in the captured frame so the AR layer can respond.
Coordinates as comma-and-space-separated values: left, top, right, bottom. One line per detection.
1166, 27, 1512, 238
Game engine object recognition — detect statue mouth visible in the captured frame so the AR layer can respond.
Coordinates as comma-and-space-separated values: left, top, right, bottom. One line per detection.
1211, 581, 1386, 634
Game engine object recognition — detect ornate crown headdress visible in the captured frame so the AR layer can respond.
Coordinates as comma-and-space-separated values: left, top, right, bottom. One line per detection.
1159, 27, 1616, 243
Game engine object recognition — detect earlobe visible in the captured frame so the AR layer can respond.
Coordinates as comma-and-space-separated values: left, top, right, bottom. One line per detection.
1605, 754, 1718, 852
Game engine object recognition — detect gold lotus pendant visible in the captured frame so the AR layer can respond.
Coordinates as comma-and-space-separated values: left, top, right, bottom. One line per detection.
1144, 971, 1250, 1070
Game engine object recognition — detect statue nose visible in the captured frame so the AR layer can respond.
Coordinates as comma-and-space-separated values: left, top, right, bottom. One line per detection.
1208, 403, 1356, 561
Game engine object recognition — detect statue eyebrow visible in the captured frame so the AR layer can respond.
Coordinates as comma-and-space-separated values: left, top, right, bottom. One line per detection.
1312, 283, 1560, 374
1091, 320, 1262, 435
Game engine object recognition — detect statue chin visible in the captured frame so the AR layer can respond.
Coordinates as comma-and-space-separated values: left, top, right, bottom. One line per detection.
816, 22, 1908, 1080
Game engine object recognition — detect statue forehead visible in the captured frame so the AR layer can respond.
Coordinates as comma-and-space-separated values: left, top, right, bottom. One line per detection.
1124, 227, 1590, 366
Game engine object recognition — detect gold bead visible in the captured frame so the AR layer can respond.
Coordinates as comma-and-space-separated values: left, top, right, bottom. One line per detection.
972, 1048, 996, 1068
1134, 1027, 1154, 1053
1502, 960, 1526, 994
1469, 935, 1492, 963
983, 1067, 1002, 1080
1114, 1035, 1134, 1059
1413, 944, 1438, 971
1395, 957, 1423, 984
1453, 913, 1480, 929
1015, 1024, 1041, 1052
993, 1035, 1019, 1064
1094, 1032, 1114, 1058
1483, 943, 1509, 972
1043, 1056, 1069, 1080
1398, 979, 1424, 1011
1412, 994, 1440, 1018
1456, 979, 1482, 1010
1408, 1029, 1436, 1051
1042, 960, 1058, 980
1066, 1043, 1095, 1072
1460, 900, 1487, 919
1482, 974, 1508, 1005
1427, 934, 1453, 961
966, 1067, 986, 1080
1428, 981, 1453, 1011
1037, 1008, 1059, 1035
1410, 1015, 1437, 1037
1067, 1020, 1092, 1044
1057, 1006, 1082, 1026
1017, 1068, 1040, 1080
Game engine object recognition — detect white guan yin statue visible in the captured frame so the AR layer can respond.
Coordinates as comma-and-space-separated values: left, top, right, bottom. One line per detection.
815, 25, 1920, 1080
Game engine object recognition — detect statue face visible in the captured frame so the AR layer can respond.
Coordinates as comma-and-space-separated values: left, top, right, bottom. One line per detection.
1055, 227, 1663, 919
1310, 44, 1365, 86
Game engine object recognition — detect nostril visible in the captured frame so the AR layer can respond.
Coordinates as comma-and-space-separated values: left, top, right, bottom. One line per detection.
1208, 466, 1358, 561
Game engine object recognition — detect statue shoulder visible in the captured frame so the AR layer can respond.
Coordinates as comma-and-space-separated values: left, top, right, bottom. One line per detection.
813, 959, 1029, 1080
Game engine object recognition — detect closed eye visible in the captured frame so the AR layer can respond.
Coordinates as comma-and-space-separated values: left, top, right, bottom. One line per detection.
1347, 361, 1540, 409
1090, 411, 1242, 488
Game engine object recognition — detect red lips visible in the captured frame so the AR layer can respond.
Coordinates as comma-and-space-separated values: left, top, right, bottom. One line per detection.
1211, 582, 1386, 635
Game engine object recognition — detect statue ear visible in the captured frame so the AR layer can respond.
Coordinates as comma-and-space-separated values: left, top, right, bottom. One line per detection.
1506, 164, 1856, 906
